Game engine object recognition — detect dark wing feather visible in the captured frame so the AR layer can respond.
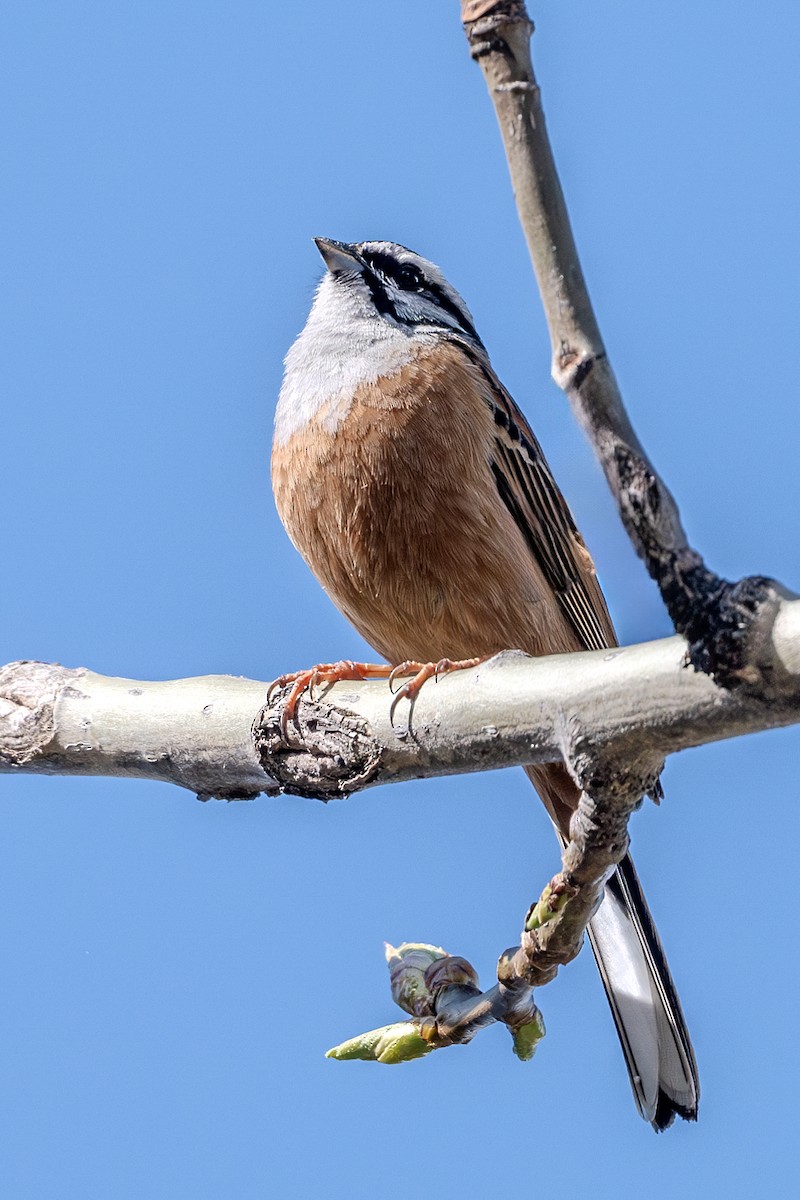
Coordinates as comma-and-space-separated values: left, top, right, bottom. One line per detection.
477, 356, 616, 652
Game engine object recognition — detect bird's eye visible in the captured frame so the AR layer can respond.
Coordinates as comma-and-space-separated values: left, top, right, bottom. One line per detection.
395, 263, 424, 291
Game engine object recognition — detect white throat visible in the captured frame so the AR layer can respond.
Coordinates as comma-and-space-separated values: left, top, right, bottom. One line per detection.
274, 274, 419, 444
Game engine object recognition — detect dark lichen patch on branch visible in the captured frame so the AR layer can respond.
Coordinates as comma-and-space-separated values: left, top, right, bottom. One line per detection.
672, 570, 784, 691
612, 444, 784, 691
613, 444, 670, 554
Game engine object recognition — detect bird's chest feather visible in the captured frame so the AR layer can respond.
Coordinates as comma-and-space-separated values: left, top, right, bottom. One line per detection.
272, 349, 520, 659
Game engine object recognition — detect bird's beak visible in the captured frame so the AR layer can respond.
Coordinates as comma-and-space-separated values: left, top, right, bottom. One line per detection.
314, 237, 364, 275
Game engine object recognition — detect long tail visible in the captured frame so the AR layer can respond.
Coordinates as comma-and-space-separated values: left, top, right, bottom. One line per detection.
526, 763, 699, 1130
588, 853, 699, 1130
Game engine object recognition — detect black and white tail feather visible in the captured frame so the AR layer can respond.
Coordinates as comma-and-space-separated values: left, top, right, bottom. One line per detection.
587, 853, 699, 1131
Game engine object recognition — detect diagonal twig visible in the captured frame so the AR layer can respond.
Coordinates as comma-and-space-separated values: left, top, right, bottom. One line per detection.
460, 0, 793, 694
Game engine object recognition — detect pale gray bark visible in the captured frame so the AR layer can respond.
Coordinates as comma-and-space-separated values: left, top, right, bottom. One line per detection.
3, 594, 800, 804
0, 662, 274, 800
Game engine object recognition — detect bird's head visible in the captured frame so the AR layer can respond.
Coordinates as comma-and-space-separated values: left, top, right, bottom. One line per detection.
275, 239, 485, 444
312, 237, 484, 351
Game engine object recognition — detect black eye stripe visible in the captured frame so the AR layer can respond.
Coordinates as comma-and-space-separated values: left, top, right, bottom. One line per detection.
362, 250, 418, 290
359, 249, 483, 346
360, 264, 399, 320
423, 281, 482, 346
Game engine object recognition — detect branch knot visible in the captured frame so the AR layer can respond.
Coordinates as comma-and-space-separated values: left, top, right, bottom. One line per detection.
253, 692, 383, 800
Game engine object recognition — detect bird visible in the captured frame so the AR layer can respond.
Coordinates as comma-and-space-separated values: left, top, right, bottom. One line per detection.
271, 236, 699, 1130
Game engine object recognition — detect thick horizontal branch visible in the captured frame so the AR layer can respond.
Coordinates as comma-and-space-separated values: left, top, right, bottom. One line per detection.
2, 595, 799, 803
258, 605, 800, 801
0, 662, 275, 801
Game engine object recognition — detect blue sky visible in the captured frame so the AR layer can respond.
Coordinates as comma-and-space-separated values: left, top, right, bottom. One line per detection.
2, 2, 798, 1196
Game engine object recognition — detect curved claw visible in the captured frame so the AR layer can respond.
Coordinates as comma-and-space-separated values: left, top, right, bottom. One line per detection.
388, 664, 437, 730
388, 660, 424, 694
266, 673, 290, 703
388, 657, 486, 732
389, 681, 413, 729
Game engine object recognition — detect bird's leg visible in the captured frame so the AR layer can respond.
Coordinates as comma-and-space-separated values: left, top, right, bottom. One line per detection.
269, 657, 487, 738
269, 660, 396, 739
388, 657, 485, 728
